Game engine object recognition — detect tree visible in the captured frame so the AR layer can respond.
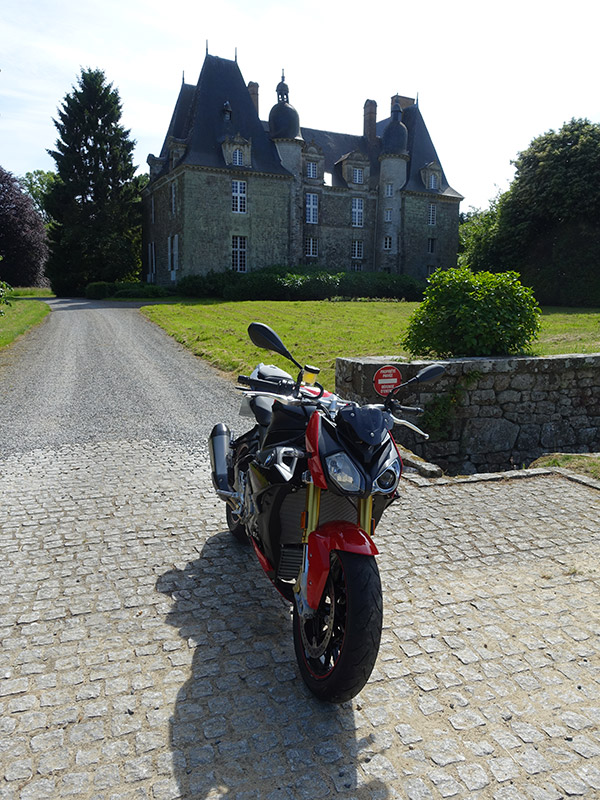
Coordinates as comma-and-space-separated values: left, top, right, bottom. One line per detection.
0, 166, 49, 287
20, 170, 57, 224
461, 118, 600, 305
45, 68, 141, 295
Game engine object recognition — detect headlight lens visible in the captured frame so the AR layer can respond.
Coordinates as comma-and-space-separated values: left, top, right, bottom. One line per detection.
374, 458, 401, 494
325, 452, 364, 494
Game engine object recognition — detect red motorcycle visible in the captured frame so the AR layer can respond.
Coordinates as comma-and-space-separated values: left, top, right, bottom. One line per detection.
209, 323, 444, 702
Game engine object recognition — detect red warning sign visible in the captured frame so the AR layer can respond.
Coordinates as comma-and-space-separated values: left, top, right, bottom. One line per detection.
373, 365, 403, 397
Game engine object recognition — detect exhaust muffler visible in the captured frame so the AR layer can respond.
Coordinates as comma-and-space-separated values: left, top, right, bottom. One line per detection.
209, 423, 233, 497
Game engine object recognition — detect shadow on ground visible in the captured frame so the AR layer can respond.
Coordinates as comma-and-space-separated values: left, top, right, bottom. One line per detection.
157, 531, 389, 799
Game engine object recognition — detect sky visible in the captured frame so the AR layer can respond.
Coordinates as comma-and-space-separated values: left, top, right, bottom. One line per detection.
1, 0, 598, 212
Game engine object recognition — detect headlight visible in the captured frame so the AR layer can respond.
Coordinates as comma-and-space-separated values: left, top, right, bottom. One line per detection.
325, 452, 364, 494
373, 458, 401, 494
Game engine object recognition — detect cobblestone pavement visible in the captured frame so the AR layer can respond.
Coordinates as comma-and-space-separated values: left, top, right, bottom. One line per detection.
1, 439, 599, 799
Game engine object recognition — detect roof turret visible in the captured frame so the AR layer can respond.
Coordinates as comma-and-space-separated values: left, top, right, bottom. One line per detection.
269, 70, 301, 140
381, 102, 408, 155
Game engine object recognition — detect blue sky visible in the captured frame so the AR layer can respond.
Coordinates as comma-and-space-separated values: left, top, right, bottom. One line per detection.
1, 0, 598, 210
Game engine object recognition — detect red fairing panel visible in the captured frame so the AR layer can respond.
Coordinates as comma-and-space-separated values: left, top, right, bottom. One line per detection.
305, 411, 327, 489
305, 522, 379, 609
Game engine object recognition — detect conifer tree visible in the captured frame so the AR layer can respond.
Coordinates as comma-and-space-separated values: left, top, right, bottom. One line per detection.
45, 68, 140, 295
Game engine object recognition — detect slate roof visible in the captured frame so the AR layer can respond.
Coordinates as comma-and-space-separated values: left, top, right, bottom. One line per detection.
153, 54, 461, 199
377, 106, 463, 199
155, 55, 289, 178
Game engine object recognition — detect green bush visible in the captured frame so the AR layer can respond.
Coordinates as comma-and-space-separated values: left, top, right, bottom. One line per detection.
177, 271, 240, 298
86, 281, 113, 299
112, 281, 171, 298
172, 266, 426, 302
219, 267, 425, 302
0, 279, 12, 315
223, 271, 291, 301
402, 267, 541, 357
85, 280, 172, 299
338, 272, 424, 301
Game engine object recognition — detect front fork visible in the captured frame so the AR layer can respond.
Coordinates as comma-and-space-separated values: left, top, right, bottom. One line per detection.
294, 484, 374, 619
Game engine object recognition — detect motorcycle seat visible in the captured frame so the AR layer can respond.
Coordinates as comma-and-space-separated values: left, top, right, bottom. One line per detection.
250, 395, 274, 427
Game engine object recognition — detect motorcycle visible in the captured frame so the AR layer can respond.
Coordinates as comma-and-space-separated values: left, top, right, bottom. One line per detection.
208, 322, 444, 703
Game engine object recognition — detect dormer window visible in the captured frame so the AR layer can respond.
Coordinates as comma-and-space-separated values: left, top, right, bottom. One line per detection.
222, 135, 251, 168
352, 167, 364, 185
307, 161, 317, 179
421, 162, 442, 191
222, 101, 232, 121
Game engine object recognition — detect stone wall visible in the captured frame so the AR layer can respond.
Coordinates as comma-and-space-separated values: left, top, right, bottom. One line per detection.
336, 353, 600, 474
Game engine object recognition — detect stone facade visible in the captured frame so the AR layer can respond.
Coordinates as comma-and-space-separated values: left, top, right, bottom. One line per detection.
143, 54, 462, 286
336, 353, 600, 474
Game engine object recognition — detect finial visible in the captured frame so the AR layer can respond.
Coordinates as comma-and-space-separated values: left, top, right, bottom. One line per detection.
206, 40, 208, 56
182, 70, 185, 84
235, 47, 238, 62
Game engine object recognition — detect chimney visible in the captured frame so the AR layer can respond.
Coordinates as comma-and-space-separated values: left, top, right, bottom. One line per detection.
391, 94, 415, 111
248, 82, 259, 116
364, 99, 377, 143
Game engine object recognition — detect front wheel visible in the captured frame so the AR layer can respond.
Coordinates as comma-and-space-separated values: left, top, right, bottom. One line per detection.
293, 550, 383, 703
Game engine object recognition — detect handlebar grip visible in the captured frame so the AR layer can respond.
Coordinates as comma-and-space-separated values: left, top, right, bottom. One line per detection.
396, 405, 425, 416
237, 375, 297, 395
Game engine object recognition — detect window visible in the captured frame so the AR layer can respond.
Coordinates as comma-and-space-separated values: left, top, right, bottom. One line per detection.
352, 167, 364, 184
232, 180, 247, 213
351, 197, 364, 227
171, 183, 176, 216
306, 161, 317, 179
305, 237, 318, 257
384, 208, 392, 223
232, 236, 247, 272
352, 240, 363, 259
427, 237, 436, 254
428, 203, 437, 225
306, 193, 318, 224
147, 242, 156, 283
385, 183, 393, 197
429, 173, 439, 190
351, 262, 362, 272
233, 149, 244, 166
383, 236, 392, 251
168, 234, 179, 281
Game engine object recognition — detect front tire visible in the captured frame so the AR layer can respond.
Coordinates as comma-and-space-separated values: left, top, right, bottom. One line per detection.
293, 550, 382, 703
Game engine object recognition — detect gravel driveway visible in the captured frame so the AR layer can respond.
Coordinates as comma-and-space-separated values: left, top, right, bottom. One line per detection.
1, 299, 599, 800
0, 298, 240, 455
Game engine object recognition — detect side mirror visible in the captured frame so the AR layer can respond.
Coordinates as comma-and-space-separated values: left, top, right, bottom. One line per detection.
248, 323, 300, 367
415, 363, 446, 383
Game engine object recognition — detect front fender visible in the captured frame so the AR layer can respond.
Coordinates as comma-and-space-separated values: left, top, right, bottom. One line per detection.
306, 522, 378, 610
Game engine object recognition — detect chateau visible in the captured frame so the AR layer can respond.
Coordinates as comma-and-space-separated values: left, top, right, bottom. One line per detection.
142, 54, 462, 285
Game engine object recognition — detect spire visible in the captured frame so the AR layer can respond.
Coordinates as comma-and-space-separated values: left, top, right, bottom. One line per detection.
276, 70, 289, 104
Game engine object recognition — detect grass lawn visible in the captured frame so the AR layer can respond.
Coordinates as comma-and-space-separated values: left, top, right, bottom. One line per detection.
532, 307, 600, 355
141, 299, 417, 388
0, 298, 51, 348
141, 299, 600, 389
7, 287, 55, 298
530, 453, 600, 481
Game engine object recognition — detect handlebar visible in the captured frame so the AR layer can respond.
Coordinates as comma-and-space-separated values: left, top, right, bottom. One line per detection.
394, 404, 425, 416
237, 375, 297, 395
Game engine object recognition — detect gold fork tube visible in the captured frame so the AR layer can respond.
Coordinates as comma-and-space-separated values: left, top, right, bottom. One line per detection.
358, 495, 374, 535
303, 482, 321, 543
